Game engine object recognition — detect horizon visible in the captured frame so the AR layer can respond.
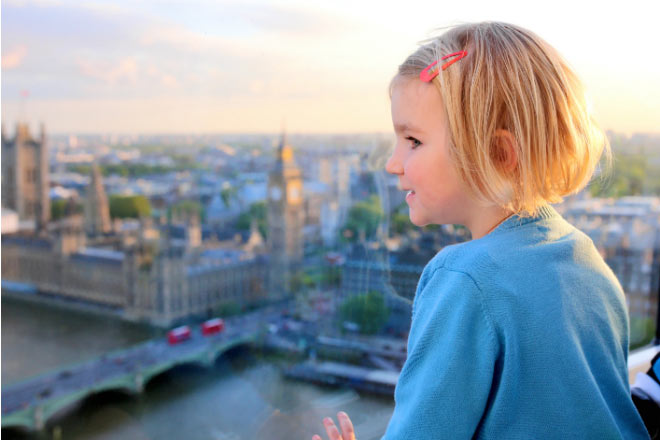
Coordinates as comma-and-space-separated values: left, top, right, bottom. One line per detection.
2, 125, 658, 139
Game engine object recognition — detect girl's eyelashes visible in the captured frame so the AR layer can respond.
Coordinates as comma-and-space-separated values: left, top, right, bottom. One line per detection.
405, 136, 422, 149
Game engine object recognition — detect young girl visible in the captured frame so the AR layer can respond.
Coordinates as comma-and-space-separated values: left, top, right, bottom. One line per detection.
313, 22, 649, 439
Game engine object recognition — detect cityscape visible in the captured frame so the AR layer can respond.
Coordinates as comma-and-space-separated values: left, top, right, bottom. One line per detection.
2, 122, 660, 439
2, 1, 660, 439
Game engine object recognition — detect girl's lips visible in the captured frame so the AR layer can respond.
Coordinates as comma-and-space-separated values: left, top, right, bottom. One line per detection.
405, 190, 415, 202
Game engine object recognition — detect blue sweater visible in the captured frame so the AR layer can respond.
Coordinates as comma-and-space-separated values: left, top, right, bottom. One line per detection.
382, 205, 648, 439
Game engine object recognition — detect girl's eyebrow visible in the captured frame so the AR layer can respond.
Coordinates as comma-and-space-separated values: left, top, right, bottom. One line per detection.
394, 122, 423, 133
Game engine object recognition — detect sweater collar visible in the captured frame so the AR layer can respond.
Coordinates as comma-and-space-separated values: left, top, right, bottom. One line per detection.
494, 204, 558, 233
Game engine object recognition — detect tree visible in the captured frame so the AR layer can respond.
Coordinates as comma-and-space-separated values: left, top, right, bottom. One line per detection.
51, 199, 68, 220
51, 199, 82, 220
339, 291, 390, 335
220, 186, 237, 207
170, 200, 204, 222
342, 195, 383, 242
392, 211, 413, 235
290, 270, 316, 294
630, 316, 656, 350
214, 301, 242, 317
109, 195, 151, 219
589, 154, 648, 198
236, 201, 267, 238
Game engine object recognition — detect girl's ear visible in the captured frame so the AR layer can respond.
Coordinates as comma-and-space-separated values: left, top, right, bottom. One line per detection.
492, 129, 518, 173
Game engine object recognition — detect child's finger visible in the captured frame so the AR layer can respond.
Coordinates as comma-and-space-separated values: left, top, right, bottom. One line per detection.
323, 417, 343, 440
312, 436, 322, 440
337, 411, 356, 440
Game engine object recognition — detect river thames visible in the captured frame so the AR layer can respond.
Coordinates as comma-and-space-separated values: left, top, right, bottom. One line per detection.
2, 296, 395, 439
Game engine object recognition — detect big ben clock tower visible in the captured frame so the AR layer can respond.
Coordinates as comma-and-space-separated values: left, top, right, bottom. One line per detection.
267, 132, 304, 298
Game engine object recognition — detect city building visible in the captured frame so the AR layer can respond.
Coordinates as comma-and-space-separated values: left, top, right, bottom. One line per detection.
124, 229, 268, 326
560, 196, 660, 337
2, 219, 270, 326
340, 225, 471, 334
83, 163, 112, 236
1, 123, 50, 231
267, 132, 304, 298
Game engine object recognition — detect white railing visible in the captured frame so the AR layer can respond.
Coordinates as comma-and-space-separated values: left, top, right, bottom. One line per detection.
628, 344, 660, 384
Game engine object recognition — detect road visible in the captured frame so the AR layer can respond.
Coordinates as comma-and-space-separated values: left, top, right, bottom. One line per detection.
1, 308, 281, 418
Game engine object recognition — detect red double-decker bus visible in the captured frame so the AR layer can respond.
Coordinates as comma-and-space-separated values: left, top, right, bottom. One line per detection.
167, 325, 191, 345
201, 318, 225, 336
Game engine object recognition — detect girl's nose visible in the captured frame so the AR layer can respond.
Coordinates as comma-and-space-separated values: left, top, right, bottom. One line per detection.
385, 147, 403, 175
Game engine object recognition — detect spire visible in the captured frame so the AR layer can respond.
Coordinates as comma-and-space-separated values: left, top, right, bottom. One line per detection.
279, 131, 287, 153
244, 218, 265, 252
276, 127, 295, 166
280, 118, 287, 147
84, 162, 111, 235
277, 124, 287, 161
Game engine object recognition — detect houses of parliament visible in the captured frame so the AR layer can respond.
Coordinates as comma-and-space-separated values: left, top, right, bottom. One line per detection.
1, 124, 304, 326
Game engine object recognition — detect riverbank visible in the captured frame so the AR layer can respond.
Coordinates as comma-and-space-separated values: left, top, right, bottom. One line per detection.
1, 284, 128, 322
1, 294, 157, 385
2, 295, 395, 439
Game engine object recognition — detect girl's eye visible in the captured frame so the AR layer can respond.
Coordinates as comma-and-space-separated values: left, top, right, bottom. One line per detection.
406, 136, 421, 149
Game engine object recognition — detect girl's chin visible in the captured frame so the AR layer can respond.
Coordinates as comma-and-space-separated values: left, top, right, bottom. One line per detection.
408, 212, 429, 227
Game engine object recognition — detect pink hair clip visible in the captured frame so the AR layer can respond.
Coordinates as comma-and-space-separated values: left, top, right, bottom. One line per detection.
419, 51, 468, 82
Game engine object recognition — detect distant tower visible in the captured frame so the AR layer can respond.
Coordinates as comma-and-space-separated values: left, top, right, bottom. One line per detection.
244, 219, 265, 253
1, 122, 50, 231
185, 214, 202, 250
84, 163, 112, 236
55, 215, 86, 255
267, 132, 304, 297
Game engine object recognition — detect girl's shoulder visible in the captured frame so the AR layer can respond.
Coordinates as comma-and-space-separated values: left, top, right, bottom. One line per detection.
426, 207, 601, 287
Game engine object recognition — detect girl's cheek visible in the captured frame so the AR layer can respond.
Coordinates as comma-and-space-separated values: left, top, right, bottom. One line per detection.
405, 156, 421, 177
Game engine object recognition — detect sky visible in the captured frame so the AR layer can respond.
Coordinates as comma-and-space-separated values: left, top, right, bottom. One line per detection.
1, 0, 659, 135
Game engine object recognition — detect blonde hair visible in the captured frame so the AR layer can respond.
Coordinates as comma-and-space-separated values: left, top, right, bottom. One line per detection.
393, 22, 609, 216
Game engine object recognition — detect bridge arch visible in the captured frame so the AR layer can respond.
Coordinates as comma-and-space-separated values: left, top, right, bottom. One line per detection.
142, 337, 255, 387
1, 425, 33, 438
142, 360, 209, 389
208, 338, 254, 365
1, 414, 34, 433
2, 333, 259, 433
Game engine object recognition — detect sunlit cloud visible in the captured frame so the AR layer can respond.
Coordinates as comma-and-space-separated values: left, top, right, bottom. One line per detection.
2, 45, 28, 69
249, 80, 265, 94
227, 2, 357, 36
160, 74, 179, 88
77, 57, 139, 85
143, 65, 178, 88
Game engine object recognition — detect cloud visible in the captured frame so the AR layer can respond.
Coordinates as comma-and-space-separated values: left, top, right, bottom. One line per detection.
226, 3, 357, 36
160, 74, 178, 88
2, 45, 28, 69
1, 1, 363, 102
76, 57, 138, 85
132, 0, 357, 38
249, 80, 265, 94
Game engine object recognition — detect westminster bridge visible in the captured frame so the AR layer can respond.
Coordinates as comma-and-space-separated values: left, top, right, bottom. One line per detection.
0, 310, 279, 432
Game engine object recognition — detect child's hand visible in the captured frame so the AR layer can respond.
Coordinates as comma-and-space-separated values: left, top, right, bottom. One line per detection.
312, 411, 356, 440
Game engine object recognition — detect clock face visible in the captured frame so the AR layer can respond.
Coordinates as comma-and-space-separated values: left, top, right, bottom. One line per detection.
287, 183, 302, 203
270, 187, 282, 201
288, 185, 299, 201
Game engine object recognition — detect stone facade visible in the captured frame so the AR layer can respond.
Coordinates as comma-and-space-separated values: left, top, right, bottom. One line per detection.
560, 196, 660, 321
2, 224, 125, 308
1, 123, 50, 230
267, 133, 304, 298
2, 224, 270, 326
84, 164, 112, 236
340, 256, 416, 334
